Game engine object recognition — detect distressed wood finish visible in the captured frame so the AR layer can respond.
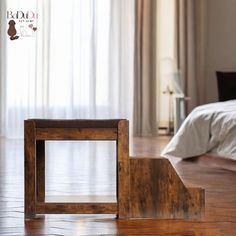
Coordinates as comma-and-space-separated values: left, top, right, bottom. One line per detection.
24, 120, 36, 218
36, 128, 118, 140
129, 157, 204, 219
25, 119, 204, 220
117, 120, 130, 218
24, 119, 129, 219
36, 140, 45, 202
32, 119, 122, 128
36, 202, 117, 214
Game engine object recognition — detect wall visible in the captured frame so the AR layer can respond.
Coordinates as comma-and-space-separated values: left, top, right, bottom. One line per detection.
205, 0, 236, 102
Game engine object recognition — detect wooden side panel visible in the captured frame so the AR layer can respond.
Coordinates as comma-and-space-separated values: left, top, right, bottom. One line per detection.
36, 128, 117, 140
36, 140, 45, 202
187, 188, 205, 219
33, 119, 121, 128
129, 157, 204, 219
24, 120, 36, 219
36, 202, 117, 214
117, 120, 130, 218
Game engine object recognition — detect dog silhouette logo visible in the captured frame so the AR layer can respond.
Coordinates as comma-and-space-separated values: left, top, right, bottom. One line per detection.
7, 20, 19, 40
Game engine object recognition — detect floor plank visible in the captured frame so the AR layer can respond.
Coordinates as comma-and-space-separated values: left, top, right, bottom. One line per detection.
0, 137, 235, 235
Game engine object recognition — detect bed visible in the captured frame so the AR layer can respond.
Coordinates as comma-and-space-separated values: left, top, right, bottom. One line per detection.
161, 100, 236, 161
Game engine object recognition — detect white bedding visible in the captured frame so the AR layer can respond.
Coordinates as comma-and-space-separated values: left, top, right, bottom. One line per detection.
161, 100, 236, 161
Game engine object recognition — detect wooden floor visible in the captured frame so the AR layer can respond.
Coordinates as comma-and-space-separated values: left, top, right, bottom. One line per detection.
0, 136, 236, 235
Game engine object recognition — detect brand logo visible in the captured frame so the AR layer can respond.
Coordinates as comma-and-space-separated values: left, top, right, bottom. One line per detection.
6, 10, 38, 40
7, 11, 38, 20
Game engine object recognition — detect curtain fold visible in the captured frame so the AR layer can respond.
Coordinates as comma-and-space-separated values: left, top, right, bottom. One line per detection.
108, 0, 134, 120
0, 1, 7, 135
176, 0, 207, 113
1, 0, 134, 138
133, 0, 158, 137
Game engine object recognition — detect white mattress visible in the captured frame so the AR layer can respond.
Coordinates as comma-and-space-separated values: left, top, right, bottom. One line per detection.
161, 100, 236, 161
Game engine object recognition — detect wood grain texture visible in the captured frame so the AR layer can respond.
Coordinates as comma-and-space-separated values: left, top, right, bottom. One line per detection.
36, 140, 45, 202
25, 119, 129, 218
25, 119, 204, 220
36, 202, 117, 214
36, 128, 118, 140
24, 120, 36, 219
32, 119, 123, 128
129, 157, 204, 219
117, 120, 130, 218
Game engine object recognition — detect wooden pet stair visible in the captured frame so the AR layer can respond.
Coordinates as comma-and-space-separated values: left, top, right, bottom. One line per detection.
24, 119, 204, 219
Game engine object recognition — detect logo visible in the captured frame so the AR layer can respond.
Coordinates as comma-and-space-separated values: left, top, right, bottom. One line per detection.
7, 20, 19, 40
7, 10, 38, 40
7, 11, 38, 20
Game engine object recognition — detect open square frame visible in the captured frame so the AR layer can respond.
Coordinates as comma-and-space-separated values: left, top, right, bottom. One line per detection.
24, 119, 130, 219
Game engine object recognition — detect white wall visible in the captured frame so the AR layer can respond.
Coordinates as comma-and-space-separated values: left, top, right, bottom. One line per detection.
205, 0, 236, 102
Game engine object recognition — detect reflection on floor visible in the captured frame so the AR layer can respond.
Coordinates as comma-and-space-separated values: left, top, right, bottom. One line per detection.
0, 136, 236, 235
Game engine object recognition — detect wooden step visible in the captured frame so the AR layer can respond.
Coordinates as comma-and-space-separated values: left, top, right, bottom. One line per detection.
129, 157, 204, 219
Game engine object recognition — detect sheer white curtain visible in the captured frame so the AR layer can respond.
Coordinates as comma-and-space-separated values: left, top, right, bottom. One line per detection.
0, 0, 7, 137
1, 0, 134, 138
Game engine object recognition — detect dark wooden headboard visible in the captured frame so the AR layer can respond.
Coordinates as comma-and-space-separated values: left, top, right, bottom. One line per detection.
216, 71, 236, 101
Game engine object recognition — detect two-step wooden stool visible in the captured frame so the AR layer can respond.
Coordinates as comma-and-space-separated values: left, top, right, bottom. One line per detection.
24, 119, 204, 219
